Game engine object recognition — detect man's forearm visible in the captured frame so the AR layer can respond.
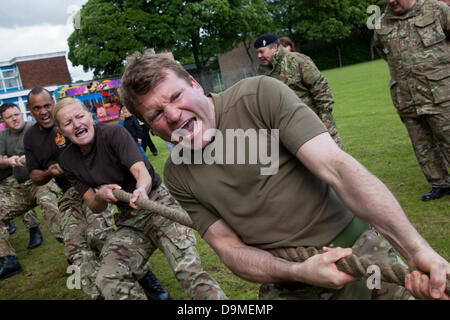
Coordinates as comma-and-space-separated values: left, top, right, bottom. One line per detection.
29, 169, 53, 185
204, 220, 302, 283
130, 161, 152, 194
214, 241, 301, 283
0, 157, 9, 168
297, 134, 430, 262
329, 153, 430, 261
204, 220, 358, 288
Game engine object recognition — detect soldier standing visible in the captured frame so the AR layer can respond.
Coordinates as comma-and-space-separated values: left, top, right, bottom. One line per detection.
374, 0, 450, 201
0, 103, 62, 280
255, 33, 344, 149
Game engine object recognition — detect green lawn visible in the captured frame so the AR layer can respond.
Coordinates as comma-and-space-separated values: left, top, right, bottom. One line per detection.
0, 59, 448, 300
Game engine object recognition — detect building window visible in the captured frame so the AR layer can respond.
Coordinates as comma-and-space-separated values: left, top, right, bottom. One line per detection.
0, 65, 22, 92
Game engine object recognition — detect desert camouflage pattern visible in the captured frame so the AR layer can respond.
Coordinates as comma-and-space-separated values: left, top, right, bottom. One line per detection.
0, 177, 62, 257
96, 184, 227, 300
258, 46, 344, 148
374, 0, 450, 187
259, 229, 413, 300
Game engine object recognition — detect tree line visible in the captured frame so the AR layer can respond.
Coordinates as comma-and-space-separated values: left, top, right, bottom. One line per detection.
68, 0, 386, 79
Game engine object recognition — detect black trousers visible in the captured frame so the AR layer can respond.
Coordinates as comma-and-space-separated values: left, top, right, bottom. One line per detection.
140, 124, 158, 155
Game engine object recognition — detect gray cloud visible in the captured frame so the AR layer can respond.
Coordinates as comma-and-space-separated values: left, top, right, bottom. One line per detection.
0, 1, 91, 81
0, 0, 87, 28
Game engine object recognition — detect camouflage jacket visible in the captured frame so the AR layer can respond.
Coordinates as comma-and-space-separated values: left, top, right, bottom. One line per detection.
257, 46, 335, 118
374, 0, 450, 116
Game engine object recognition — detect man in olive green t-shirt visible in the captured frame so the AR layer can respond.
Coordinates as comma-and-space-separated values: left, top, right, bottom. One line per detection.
118, 51, 450, 300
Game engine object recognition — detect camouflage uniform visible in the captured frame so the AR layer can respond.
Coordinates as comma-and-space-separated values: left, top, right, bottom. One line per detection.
0, 176, 61, 258
20, 209, 40, 230
374, 0, 450, 188
258, 46, 344, 148
96, 184, 227, 300
58, 186, 115, 299
0, 174, 40, 230
259, 228, 413, 300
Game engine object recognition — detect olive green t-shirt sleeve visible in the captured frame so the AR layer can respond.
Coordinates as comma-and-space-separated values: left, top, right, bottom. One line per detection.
256, 76, 327, 155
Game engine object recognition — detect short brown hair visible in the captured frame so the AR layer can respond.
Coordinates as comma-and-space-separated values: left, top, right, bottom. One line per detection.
279, 37, 298, 52
119, 49, 191, 118
0, 102, 20, 118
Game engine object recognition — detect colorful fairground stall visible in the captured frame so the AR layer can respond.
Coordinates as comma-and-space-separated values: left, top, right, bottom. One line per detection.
55, 78, 122, 124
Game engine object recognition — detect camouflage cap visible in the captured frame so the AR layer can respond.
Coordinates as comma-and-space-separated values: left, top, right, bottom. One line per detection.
254, 34, 278, 49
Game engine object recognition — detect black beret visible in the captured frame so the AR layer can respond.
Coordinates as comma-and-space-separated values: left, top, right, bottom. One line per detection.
254, 34, 278, 49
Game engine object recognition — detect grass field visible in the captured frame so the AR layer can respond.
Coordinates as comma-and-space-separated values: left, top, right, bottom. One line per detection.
0, 59, 448, 300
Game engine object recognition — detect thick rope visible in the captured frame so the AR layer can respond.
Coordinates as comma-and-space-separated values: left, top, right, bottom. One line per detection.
269, 247, 450, 295
114, 188, 450, 295
112, 188, 195, 229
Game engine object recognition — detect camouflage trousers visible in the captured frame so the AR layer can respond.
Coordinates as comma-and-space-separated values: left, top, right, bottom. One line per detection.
0, 176, 40, 230
58, 187, 115, 299
400, 112, 450, 188
0, 177, 62, 258
320, 111, 344, 149
18, 209, 40, 230
259, 229, 413, 300
96, 184, 227, 300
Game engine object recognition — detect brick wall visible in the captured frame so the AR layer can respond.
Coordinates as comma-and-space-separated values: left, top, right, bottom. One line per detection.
218, 42, 259, 89
17, 56, 71, 89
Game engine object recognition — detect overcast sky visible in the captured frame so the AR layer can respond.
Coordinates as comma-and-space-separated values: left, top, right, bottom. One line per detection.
0, 0, 92, 82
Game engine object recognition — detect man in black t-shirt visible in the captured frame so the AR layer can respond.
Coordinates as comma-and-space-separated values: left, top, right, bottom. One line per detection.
24, 88, 170, 300
54, 97, 226, 300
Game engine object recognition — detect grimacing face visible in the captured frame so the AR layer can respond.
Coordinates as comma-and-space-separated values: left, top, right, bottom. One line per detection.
136, 69, 216, 150
56, 103, 95, 153
28, 91, 55, 129
2, 106, 24, 133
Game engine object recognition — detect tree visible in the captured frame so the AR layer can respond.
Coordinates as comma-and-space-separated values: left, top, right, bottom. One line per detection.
68, 0, 156, 78
229, 0, 274, 74
267, 0, 381, 67
68, 0, 245, 78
